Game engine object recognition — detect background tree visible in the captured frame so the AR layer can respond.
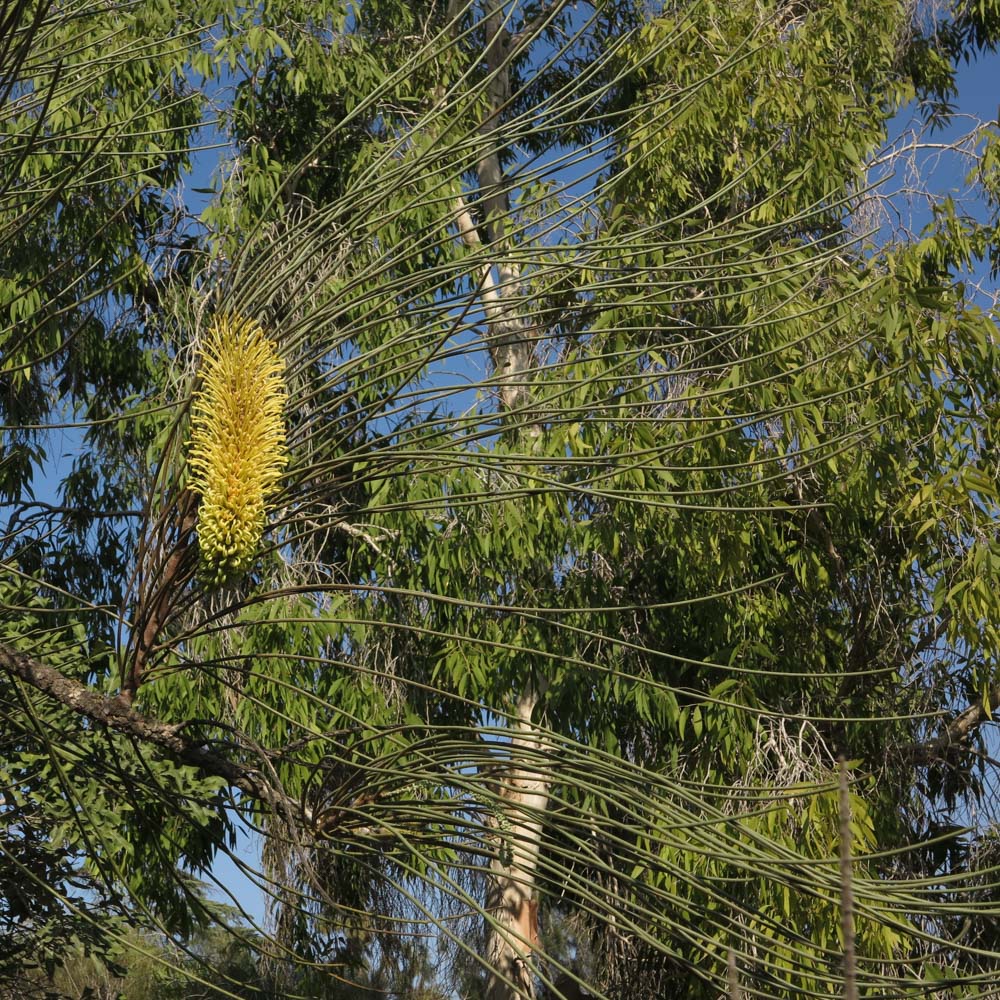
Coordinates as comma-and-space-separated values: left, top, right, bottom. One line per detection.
3, 0, 1000, 998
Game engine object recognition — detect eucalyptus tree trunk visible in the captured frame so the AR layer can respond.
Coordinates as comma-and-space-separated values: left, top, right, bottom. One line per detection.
469, 0, 539, 422
484, 686, 551, 1000
462, 5, 550, 995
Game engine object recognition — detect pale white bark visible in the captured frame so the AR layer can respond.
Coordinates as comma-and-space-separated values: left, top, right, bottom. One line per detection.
451, 9, 549, 994
447, 0, 538, 420
453, 190, 534, 415
485, 684, 551, 1000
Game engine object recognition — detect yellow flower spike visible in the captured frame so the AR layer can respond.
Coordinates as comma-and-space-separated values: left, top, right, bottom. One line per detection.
187, 314, 288, 585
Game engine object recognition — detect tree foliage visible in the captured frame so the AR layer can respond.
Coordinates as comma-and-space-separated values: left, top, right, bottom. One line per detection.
3, 0, 1000, 997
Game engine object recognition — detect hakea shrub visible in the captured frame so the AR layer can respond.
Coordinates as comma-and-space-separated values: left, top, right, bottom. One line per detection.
187, 314, 288, 585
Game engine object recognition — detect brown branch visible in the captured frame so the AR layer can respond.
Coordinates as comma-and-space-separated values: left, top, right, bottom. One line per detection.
803, 504, 847, 589
0, 640, 303, 819
908, 608, 953, 663
907, 685, 1000, 766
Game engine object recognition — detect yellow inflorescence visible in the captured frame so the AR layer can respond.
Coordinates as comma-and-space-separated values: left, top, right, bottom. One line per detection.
187, 314, 288, 585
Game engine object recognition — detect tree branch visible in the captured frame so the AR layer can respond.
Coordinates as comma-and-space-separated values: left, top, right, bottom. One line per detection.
0, 640, 304, 818
907, 685, 1000, 766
